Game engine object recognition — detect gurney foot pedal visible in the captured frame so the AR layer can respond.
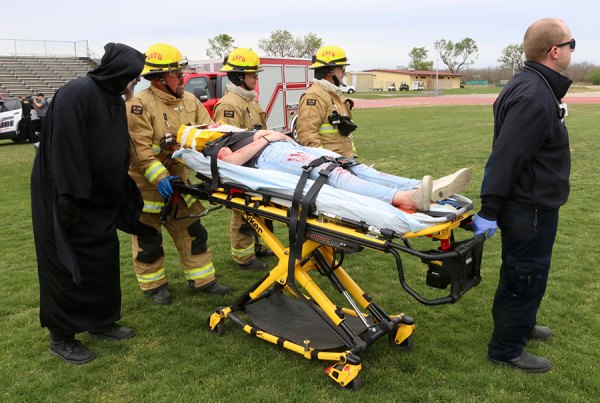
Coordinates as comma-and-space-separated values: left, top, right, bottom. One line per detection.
325, 355, 362, 390
207, 311, 227, 336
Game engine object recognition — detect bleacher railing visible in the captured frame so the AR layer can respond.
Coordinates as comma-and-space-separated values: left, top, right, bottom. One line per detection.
0, 39, 95, 59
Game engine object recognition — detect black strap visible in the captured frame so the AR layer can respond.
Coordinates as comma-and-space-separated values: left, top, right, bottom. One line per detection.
287, 156, 340, 286
204, 131, 256, 192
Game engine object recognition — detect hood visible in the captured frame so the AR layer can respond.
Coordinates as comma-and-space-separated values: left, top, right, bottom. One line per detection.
88, 43, 146, 96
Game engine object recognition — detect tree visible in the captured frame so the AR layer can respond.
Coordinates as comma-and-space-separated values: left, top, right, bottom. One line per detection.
258, 29, 322, 58
498, 44, 525, 75
434, 38, 479, 73
206, 34, 235, 59
408, 47, 433, 70
587, 70, 600, 85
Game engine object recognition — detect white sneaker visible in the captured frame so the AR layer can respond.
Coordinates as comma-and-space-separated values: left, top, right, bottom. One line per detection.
431, 168, 472, 201
412, 175, 432, 211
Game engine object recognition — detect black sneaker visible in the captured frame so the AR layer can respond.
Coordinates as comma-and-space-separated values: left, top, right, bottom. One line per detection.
50, 339, 96, 365
88, 323, 135, 341
488, 351, 552, 373
146, 287, 172, 305
527, 325, 552, 341
237, 258, 268, 270
189, 280, 231, 295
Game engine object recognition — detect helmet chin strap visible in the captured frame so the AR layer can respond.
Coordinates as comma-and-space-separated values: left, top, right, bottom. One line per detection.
159, 77, 181, 99
330, 69, 341, 86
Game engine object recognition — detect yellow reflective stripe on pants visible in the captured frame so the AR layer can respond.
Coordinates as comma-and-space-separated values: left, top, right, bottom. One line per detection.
152, 144, 161, 155
184, 263, 215, 281
319, 124, 339, 135
145, 161, 168, 183
143, 200, 164, 214
231, 243, 255, 259
136, 267, 166, 283
182, 194, 197, 208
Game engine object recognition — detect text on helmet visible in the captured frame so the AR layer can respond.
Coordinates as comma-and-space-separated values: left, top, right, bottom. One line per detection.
148, 52, 163, 60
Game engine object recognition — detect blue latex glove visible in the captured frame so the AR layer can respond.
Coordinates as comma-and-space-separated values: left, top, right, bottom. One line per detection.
157, 176, 178, 198
472, 214, 498, 238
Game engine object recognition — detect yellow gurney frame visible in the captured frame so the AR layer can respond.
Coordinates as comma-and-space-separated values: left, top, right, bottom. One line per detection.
171, 179, 485, 389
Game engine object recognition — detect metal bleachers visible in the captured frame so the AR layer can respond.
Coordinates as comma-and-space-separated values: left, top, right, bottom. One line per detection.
0, 55, 97, 98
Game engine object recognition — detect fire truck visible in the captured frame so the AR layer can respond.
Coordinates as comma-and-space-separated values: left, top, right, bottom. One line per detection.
183, 57, 313, 133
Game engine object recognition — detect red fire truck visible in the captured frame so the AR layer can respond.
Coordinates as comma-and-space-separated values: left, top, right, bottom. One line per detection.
183, 57, 313, 133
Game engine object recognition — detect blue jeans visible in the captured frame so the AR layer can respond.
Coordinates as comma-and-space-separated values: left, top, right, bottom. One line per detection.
488, 206, 559, 360
256, 141, 419, 204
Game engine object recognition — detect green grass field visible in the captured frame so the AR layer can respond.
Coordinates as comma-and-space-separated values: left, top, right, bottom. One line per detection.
1, 104, 599, 401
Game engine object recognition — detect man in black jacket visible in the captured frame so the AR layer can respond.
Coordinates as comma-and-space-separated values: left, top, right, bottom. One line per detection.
31, 43, 153, 365
473, 18, 574, 373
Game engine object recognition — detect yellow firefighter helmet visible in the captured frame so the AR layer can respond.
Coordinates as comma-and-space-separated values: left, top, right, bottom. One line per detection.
310, 45, 350, 69
221, 48, 263, 73
141, 43, 189, 77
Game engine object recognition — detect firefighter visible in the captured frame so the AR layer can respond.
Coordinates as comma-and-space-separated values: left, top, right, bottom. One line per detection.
213, 48, 271, 270
126, 43, 231, 305
296, 45, 358, 158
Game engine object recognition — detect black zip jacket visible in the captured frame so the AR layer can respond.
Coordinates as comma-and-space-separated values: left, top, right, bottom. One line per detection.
478, 61, 572, 220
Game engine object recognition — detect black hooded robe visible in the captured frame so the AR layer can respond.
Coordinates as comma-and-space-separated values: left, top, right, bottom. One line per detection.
31, 43, 151, 335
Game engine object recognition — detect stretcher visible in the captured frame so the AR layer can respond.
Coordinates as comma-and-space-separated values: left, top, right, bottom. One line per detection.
168, 127, 485, 389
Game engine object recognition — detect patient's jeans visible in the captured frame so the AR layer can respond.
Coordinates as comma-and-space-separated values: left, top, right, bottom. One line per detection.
256, 141, 420, 204
488, 206, 559, 360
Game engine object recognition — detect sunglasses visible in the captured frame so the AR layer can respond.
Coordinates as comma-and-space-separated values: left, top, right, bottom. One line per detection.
547, 38, 576, 53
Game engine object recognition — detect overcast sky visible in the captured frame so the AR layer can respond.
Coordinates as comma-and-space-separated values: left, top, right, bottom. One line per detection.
1, 0, 597, 71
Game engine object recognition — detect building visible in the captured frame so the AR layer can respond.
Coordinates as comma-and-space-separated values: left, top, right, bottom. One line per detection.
346, 69, 463, 91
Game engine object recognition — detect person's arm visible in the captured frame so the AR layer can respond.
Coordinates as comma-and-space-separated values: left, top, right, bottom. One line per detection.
296, 92, 328, 148
218, 130, 289, 165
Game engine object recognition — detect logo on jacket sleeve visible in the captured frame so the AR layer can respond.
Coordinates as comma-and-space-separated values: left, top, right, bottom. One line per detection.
224, 110, 235, 118
306, 99, 317, 106
131, 105, 143, 115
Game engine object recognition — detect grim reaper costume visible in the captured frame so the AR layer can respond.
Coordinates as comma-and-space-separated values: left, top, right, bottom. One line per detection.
31, 43, 153, 337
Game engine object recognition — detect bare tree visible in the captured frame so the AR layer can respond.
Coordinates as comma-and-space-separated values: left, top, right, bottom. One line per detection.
206, 34, 235, 59
258, 29, 322, 58
408, 47, 433, 70
434, 38, 479, 73
498, 44, 525, 76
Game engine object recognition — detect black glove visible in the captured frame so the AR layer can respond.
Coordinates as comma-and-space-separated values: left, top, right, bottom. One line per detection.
56, 195, 81, 229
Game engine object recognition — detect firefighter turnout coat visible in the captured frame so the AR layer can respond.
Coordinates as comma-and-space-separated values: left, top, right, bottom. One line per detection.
213, 89, 268, 264
296, 82, 357, 157
126, 85, 216, 291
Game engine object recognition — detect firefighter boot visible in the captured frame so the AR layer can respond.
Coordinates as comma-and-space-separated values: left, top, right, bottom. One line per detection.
237, 257, 268, 270
146, 286, 173, 305
188, 280, 231, 295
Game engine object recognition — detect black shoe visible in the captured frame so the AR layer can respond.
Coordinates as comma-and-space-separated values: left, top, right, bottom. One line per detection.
50, 338, 96, 365
147, 287, 172, 305
189, 280, 231, 295
88, 323, 135, 340
488, 351, 552, 373
237, 258, 268, 270
527, 325, 552, 341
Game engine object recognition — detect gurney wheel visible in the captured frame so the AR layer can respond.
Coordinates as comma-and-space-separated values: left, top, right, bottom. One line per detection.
388, 333, 414, 351
334, 375, 361, 390
206, 317, 226, 336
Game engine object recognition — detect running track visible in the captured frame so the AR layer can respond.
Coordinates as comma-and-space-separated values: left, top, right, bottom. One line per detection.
352, 92, 600, 108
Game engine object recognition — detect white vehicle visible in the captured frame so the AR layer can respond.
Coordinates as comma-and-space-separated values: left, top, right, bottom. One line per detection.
412, 81, 424, 91
0, 98, 42, 143
340, 83, 356, 94
0, 98, 24, 142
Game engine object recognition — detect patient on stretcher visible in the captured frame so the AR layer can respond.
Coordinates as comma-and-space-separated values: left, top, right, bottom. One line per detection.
213, 130, 471, 212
